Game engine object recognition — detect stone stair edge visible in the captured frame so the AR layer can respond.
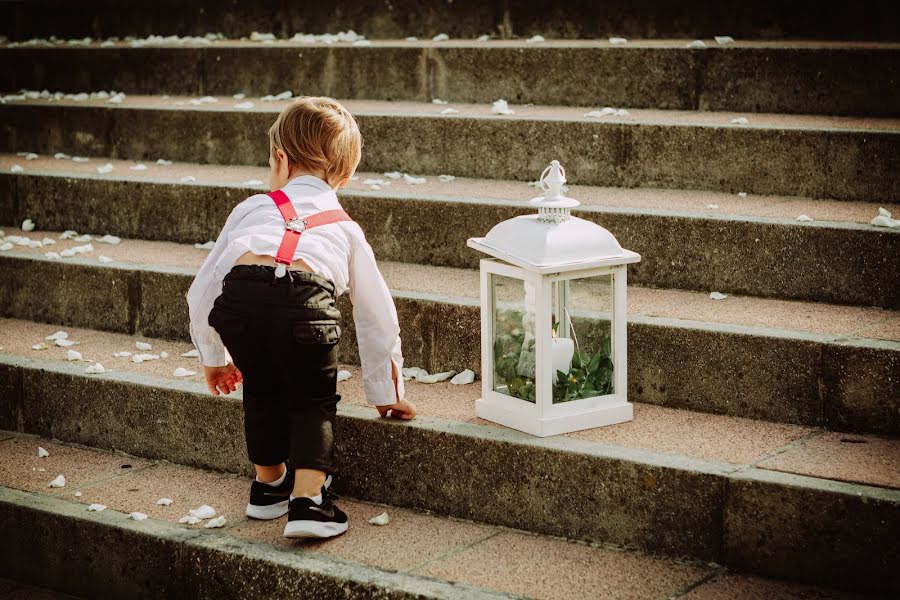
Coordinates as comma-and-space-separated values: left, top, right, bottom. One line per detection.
4, 42, 898, 117
2, 356, 898, 595
5, 96, 899, 133
2, 0, 898, 42
1, 251, 897, 434
0, 486, 512, 600
2, 248, 898, 350
3, 102, 896, 203
4, 167, 897, 228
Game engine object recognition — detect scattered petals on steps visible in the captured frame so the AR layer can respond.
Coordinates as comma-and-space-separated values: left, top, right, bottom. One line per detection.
368, 512, 390, 526
49, 474, 66, 488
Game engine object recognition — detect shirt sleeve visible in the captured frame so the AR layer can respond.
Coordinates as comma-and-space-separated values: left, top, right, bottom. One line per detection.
348, 227, 405, 406
186, 199, 257, 367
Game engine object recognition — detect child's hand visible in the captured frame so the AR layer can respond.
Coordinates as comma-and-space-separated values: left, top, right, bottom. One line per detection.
376, 400, 417, 421
204, 363, 243, 396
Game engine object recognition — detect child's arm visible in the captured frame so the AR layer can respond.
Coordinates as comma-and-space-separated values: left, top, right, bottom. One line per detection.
186, 197, 260, 393
348, 229, 411, 415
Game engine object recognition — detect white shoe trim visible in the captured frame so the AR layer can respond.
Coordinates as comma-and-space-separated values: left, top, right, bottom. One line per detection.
283, 519, 348, 539
246, 500, 289, 520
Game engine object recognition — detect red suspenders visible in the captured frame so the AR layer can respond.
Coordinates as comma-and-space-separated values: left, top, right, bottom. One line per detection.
267, 189, 353, 277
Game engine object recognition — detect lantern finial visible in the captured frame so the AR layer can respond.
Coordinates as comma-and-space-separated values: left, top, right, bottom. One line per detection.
530, 160, 580, 223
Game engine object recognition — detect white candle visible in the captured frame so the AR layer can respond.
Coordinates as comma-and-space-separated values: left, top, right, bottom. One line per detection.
552, 337, 575, 377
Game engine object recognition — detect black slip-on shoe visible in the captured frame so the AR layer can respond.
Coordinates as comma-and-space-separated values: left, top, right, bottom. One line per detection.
283, 496, 348, 539
245, 467, 294, 520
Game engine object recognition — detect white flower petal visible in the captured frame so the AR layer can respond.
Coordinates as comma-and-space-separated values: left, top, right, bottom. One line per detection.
403, 174, 426, 185
45, 330, 69, 340
194, 241, 214, 250
189, 504, 216, 519
87, 503, 107, 511
56, 338, 76, 347
129, 164, 147, 171
66, 350, 83, 361
368, 511, 390, 525
450, 369, 476, 385
233, 101, 254, 109
21, 218, 35, 231
491, 99, 514, 115
156, 159, 173, 165
11, 164, 24, 173
795, 215, 814, 222
99, 256, 113, 263
715, 36, 735, 45
113, 351, 132, 357
97, 235, 122, 246
440, 107, 460, 114
337, 370, 352, 382
526, 35, 545, 43
730, 117, 749, 124
37, 446, 50, 458
49, 474, 66, 488
173, 367, 197, 377
179, 515, 202, 524
180, 349, 200, 358
438, 174, 456, 182
609, 37, 627, 44
709, 292, 729, 301
129, 512, 148, 521
135, 341, 152, 351
687, 40, 707, 49
31, 342, 49, 351
85, 363, 105, 374
96, 163, 114, 174
204, 515, 226, 528
180, 175, 196, 182
157, 498, 173, 505
431, 98, 448, 105
432, 33, 449, 41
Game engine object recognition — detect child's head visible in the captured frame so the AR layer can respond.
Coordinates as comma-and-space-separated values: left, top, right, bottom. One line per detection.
267, 96, 362, 190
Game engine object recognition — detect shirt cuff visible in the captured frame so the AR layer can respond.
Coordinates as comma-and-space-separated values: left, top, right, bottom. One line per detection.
363, 362, 405, 406
198, 342, 232, 368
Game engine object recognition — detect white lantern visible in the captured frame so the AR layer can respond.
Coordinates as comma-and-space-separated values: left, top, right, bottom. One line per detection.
467, 160, 641, 437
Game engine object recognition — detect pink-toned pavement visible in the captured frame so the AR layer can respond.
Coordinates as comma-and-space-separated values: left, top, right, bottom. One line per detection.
3, 153, 897, 224
0, 433, 866, 600
1, 318, 898, 489
2, 229, 898, 342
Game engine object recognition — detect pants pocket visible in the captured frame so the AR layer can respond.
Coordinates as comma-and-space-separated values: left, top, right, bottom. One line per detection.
209, 307, 249, 347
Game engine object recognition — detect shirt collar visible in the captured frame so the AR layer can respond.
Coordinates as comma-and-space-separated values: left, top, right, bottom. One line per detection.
285, 175, 334, 192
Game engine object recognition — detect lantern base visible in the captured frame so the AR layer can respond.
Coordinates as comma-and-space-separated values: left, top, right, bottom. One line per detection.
475, 398, 633, 437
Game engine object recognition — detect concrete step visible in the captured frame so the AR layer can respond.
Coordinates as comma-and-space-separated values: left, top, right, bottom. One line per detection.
4, 40, 898, 116
2, 96, 898, 202
0, 345, 897, 595
2, 0, 898, 42
0, 435, 876, 600
0, 230, 897, 434
2, 156, 898, 308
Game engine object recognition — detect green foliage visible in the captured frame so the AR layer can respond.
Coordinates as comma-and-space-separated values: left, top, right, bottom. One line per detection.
493, 312, 613, 404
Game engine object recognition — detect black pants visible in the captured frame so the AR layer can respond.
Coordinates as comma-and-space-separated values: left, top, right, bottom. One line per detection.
208, 265, 341, 473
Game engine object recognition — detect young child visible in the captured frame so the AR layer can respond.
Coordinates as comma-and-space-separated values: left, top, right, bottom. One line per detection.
187, 96, 416, 539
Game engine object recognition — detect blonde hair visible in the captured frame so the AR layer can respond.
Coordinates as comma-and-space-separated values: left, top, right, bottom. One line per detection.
268, 96, 362, 187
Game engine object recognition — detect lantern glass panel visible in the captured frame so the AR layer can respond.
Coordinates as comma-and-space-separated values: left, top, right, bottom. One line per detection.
552, 274, 615, 404
490, 272, 539, 403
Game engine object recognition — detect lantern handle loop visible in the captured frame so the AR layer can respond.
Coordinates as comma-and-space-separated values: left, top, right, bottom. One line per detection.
539, 161, 566, 196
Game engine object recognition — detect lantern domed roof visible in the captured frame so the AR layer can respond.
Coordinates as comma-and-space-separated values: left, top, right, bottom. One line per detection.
468, 161, 640, 273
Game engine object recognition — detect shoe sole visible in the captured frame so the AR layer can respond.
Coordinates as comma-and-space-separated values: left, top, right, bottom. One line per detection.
246, 500, 289, 520
283, 519, 349, 539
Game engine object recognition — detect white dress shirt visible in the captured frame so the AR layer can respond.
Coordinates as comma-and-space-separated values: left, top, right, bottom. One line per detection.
186, 175, 405, 406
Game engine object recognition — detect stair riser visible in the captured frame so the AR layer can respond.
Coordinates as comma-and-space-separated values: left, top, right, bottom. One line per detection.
2, 0, 898, 41
1, 255, 896, 434
4, 173, 896, 307
2, 359, 898, 595
2, 104, 897, 201
3, 46, 896, 116
0, 488, 487, 600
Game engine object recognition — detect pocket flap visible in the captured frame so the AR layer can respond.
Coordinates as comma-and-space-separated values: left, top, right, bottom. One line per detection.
293, 321, 341, 345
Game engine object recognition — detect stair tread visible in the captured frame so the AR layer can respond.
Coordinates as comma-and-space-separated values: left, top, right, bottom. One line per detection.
0, 432, 866, 600
1, 229, 897, 343
4, 154, 898, 226
6, 94, 899, 132
7, 38, 900, 49
2, 319, 898, 491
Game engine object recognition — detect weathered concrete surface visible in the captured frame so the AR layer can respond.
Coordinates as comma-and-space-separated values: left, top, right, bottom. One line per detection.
1, 253, 897, 433
2, 103, 898, 201
183, 534, 511, 600
4, 45, 896, 116
5, 356, 729, 560
0, 363, 22, 432
0, 487, 194, 599
823, 340, 900, 435
2, 0, 898, 41
628, 320, 823, 427
4, 356, 900, 587
0, 255, 138, 333
724, 469, 900, 596
0, 487, 506, 600
4, 174, 898, 307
